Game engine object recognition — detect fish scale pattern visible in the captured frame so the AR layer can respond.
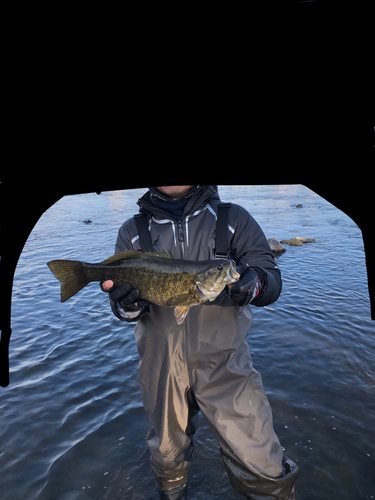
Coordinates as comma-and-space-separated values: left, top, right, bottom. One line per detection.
127, 268, 201, 307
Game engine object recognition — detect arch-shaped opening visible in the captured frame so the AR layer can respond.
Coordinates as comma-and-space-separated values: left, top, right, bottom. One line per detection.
1, 185, 374, 499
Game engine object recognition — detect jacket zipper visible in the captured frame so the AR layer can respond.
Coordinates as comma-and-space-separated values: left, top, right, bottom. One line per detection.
150, 217, 186, 258
177, 221, 185, 258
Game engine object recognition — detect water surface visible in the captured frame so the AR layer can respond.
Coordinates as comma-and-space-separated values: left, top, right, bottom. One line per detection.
1, 185, 374, 499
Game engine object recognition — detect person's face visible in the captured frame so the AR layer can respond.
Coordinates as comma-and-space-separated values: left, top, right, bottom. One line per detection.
156, 186, 194, 200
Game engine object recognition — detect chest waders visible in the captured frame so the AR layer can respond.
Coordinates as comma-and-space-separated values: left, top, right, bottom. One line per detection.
132, 202, 299, 500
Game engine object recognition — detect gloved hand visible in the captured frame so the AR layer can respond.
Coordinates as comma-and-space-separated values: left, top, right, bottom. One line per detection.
100, 281, 151, 321
229, 265, 263, 307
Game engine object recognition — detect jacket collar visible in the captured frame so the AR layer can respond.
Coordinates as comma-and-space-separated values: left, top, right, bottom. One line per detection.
137, 185, 219, 221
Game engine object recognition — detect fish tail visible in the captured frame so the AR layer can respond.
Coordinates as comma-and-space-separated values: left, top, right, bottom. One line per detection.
47, 260, 89, 302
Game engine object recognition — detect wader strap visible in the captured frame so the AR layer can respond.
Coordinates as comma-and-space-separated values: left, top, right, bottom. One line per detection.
215, 202, 232, 259
134, 213, 153, 252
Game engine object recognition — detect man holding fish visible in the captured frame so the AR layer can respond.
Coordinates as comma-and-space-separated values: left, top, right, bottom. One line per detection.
101, 185, 299, 500
49, 185, 299, 499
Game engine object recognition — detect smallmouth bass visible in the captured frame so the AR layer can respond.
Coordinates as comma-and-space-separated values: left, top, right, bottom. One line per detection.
47, 250, 239, 324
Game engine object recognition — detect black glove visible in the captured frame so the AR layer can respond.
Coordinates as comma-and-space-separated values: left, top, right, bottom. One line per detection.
229, 266, 263, 307
100, 282, 151, 321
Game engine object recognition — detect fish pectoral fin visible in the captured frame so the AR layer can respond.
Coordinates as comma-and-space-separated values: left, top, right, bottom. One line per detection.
174, 306, 189, 325
170, 294, 193, 306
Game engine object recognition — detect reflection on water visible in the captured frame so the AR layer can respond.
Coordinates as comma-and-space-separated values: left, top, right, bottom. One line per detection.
1, 185, 374, 499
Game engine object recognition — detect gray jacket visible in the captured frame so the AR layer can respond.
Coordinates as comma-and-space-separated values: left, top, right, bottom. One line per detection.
112, 185, 281, 320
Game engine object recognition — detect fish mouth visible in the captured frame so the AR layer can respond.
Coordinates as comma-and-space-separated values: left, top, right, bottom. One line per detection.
195, 284, 207, 300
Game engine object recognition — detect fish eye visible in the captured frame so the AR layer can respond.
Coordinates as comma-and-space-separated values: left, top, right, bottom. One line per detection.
216, 264, 223, 271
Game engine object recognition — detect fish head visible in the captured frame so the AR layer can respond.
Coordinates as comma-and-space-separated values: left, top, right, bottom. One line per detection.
196, 259, 239, 301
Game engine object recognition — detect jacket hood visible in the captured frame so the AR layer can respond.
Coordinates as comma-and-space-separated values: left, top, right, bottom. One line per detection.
137, 185, 220, 221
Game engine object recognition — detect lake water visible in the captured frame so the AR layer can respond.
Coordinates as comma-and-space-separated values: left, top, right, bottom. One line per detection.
1, 185, 374, 500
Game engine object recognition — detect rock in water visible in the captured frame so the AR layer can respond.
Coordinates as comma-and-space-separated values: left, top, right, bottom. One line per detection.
296, 204, 303, 208
268, 238, 286, 253
296, 237, 315, 243
280, 238, 304, 246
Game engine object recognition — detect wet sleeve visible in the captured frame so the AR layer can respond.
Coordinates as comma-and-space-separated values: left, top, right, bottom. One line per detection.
230, 205, 282, 307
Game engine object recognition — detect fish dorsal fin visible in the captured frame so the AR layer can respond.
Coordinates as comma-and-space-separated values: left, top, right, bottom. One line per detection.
102, 249, 174, 265
144, 250, 174, 259
102, 250, 143, 264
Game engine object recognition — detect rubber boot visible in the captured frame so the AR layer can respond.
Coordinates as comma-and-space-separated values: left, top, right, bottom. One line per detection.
158, 482, 188, 499
245, 487, 296, 500
244, 457, 298, 499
